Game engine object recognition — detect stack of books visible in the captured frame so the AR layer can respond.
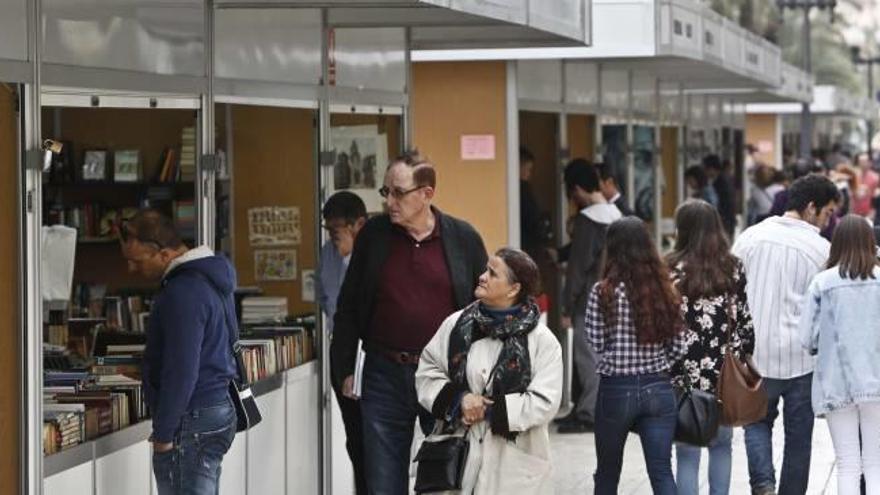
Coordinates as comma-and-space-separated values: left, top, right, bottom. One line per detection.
241, 297, 288, 325
240, 326, 317, 382
43, 408, 84, 453
179, 127, 197, 182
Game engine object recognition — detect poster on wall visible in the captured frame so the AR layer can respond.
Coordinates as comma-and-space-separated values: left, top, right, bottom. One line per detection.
248, 206, 301, 247
254, 249, 298, 281
330, 125, 389, 213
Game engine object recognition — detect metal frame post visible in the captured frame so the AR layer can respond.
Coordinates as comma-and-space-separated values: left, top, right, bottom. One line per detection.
23, 0, 43, 491
319, 10, 332, 495
199, 0, 217, 249
506, 61, 521, 249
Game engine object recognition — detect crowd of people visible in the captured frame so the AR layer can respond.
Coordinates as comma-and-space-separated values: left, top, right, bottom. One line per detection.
124, 140, 880, 495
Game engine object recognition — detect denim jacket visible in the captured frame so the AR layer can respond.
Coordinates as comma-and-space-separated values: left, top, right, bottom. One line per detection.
799, 266, 880, 416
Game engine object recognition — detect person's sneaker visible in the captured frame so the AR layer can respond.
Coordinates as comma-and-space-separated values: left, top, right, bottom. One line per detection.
752, 486, 776, 495
557, 420, 595, 434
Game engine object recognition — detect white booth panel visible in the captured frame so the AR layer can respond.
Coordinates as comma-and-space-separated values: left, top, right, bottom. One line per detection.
632, 73, 656, 117
97, 442, 150, 495
0, 0, 27, 61
592, 0, 655, 53
721, 19, 744, 74
565, 61, 599, 108
701, 10, 723, 63
449, 0, 528, 25
42, 0, 205, 76
249, 388, 287, 495
660, 83, 682, 122
518, 59, 563, 104
287, 365, 321, 495
601, 69, 629, 112
330, 394, 355, 495
215, 9, 322, 85
333, 28, 407, 93
658, 0, 703, 60
707, 96, 720, 125
529, 0, 587, 42
45, 462, 93, 495
220, 432, 248, 495
688, 94, 706, 126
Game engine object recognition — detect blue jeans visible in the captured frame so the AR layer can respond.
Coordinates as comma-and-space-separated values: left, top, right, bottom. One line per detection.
744, 373, 814, 495
593, 373, 678, 495
361, 352, 434, 495
152, 398, 237, 495
676, 425, 734, 495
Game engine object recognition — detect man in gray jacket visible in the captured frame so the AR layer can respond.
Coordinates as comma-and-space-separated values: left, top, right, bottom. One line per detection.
558, 159, 622, 433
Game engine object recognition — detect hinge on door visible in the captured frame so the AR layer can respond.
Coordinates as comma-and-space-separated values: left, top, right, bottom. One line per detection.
26, 190, 33, 213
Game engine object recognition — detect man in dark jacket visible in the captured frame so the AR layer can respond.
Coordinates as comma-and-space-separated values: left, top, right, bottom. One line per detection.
597, 161, 634, 216
121, 209, 237, 495
330, 151, 488, 494
704, 154, 737, 238
559, 159, 621, 434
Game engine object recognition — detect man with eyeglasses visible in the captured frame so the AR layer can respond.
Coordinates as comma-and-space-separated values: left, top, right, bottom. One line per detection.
120, 209, 238, 495
318, 191, 368, 494
330, 150, 488, 494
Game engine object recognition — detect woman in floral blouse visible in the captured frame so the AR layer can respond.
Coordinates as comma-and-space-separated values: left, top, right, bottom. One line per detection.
667, 199, 756, 495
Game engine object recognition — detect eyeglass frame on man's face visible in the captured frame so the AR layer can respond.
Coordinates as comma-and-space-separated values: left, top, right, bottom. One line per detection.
378, 184, 426, 200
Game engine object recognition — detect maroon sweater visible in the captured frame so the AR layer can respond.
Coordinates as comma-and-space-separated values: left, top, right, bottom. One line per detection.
368, 221, 456, 351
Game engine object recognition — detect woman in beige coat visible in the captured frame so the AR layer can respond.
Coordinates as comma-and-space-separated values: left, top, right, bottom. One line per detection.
416, 248, 563, 494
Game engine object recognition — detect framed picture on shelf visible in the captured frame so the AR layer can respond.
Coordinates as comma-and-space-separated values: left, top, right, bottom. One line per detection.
81, 150, 108, 181
113, 150, 140, 182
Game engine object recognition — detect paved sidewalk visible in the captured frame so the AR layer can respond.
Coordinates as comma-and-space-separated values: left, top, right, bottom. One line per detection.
552, 417, 839, 494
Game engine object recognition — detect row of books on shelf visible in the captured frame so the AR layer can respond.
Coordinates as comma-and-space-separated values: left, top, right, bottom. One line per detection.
44, 127, 197, 185
46, 200, 195, 242
68, 287, 152, 334
42, 321, 317, 455
239, 327, 315, 383
46, 205, 137, 240
43, 368, 147, 455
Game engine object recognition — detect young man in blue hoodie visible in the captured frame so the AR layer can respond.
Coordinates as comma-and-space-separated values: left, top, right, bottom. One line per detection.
121, 209, 238, 495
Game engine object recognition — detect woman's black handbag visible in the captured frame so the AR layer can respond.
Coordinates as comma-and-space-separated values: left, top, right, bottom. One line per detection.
674, 385, 720, 447
413, 433, 470, 493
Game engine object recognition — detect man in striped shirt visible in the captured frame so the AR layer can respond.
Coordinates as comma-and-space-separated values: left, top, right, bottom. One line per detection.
732, 174, 840, 495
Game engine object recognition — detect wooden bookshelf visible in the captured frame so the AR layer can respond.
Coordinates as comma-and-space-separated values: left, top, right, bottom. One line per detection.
40, 107, 198, 293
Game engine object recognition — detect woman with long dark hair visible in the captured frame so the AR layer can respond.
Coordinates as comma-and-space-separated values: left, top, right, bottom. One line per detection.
667, 200, 756, 495
800, 215, 880, 495
585, 217, 689, 495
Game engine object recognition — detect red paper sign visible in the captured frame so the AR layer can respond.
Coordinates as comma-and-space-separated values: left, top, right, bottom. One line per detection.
460, 135, 496, 161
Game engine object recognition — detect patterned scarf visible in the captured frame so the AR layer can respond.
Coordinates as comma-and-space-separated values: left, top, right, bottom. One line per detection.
448, 300, 540, 407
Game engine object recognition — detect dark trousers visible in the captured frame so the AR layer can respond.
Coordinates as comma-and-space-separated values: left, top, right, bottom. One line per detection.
361, 352, 434, 495
744, 373, 814, 495
593, 373, 678, 495
331, 375, 368, 495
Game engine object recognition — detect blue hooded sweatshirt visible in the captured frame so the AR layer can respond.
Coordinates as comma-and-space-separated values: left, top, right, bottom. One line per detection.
142, 250, 238, 443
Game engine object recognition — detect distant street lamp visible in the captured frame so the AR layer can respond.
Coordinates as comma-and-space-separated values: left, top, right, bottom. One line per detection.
850, 46, 880, 158
776, 0, 836, 160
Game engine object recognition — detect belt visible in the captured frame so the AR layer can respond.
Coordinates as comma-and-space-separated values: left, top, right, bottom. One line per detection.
364, 341, 422, 365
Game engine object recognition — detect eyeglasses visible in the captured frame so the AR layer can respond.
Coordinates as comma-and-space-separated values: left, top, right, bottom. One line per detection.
378, 185, 425, 200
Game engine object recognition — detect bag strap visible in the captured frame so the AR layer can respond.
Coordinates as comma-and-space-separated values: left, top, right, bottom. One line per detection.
186, 270, 248, 386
